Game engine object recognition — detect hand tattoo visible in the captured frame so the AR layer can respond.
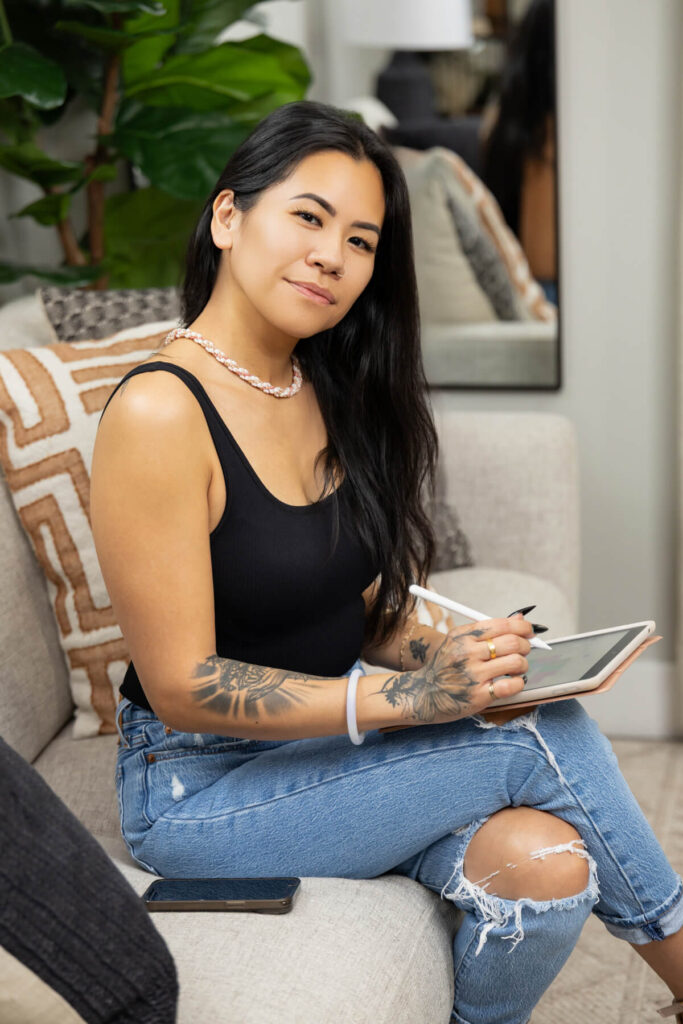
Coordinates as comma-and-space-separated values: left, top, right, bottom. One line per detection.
376, 626, 485, 724
408, 634, 430, 665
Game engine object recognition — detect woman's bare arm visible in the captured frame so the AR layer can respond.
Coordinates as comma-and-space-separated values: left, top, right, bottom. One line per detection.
157, 652, 413, 738
90, 373, 415, 740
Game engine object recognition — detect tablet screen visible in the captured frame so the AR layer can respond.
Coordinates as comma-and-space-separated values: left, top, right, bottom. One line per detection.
522, 626, 644, 692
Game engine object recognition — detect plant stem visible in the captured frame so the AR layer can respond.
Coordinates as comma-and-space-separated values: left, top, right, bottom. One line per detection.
44, 183, 87, 267
0, 0, 13, 47
56, 218, 87, 267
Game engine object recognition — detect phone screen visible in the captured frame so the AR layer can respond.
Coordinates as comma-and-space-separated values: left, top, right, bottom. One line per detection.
144, 877, 300, 904
522, 626, 644, 692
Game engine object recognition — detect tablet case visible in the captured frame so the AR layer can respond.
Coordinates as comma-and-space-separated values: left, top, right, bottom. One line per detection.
378, 635, 662, 734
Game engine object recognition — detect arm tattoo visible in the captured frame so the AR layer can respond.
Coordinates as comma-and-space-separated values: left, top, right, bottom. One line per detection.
188, 655, 322, 721
374, 625, 487, 724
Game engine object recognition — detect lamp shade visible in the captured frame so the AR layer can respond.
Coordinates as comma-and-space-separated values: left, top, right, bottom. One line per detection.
340, 0, 473, 50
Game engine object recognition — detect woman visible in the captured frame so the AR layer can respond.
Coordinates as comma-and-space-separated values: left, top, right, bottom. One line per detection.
90, 100, 683, 1023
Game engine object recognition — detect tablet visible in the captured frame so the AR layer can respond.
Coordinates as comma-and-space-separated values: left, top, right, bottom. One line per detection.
489, 620, 656, 706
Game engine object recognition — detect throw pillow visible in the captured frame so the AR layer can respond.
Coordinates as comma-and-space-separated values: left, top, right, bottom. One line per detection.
432, 146, 558, 324
427, 496, 475, 574
39, 286, 181, 341
441, 167, 529, 321
392, 144, 557, 324
0, 321, 177, 737
393, 146, 498, 325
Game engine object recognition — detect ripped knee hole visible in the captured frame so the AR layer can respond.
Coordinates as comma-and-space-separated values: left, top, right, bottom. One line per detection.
465, 837, 593, 900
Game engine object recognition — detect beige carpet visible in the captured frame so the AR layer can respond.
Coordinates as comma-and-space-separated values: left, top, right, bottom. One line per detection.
532, 739, 683, 1023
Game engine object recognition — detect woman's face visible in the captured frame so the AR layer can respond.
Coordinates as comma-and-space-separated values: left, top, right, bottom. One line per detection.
211, 149, 386, 338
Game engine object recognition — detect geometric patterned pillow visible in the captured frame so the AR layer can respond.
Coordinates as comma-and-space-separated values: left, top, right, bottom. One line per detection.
0, 321, 177, 737
433, 145, 558, 323
39, 285, 181, 341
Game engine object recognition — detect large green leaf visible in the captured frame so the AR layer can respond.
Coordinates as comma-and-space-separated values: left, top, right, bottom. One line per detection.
0, 142, 82, 187
85, 162, 119, 183
0, 98, 41, 145
103, 186, 202, 288
173, 0, 256, 55
54, 20, 178, 52
4, 1, 106, 113
0, 260, 104, 286
124, 34, 310, 111
110, 104, 248, 199
9, 192, 73, 226
0, 43, 68, 109
122, 0, 181, 86
61, 0, 167, 13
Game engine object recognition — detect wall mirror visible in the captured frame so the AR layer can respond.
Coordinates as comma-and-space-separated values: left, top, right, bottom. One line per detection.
377, 0, 560, 390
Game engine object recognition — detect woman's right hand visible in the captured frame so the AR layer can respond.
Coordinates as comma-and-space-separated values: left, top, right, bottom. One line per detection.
390, 616, 534, 726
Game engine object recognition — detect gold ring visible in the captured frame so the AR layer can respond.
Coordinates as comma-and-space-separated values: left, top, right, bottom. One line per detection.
487, 640, 497, 659
489, 681, 497, 699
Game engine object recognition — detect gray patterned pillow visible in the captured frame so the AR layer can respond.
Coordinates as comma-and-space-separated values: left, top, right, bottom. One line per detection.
39, 286, 181, 341
427, 496, 475, 572
444, 189, 522, 321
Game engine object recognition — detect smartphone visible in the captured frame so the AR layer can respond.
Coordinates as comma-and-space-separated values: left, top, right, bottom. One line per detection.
141, 876, 301, 914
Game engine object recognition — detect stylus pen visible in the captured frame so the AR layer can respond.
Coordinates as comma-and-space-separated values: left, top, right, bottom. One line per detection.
408, 584, 553, 651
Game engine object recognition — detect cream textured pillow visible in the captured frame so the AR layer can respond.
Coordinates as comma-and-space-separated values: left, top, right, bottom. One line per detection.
0, 321, 177, 737
392, 144, 557, 324
394, 146, 497, 325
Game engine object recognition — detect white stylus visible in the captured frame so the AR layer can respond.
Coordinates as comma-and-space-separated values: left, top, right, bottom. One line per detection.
408, 584, 553, 651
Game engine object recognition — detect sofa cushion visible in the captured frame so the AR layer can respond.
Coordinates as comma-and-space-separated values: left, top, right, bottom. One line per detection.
33, 722, 120, 839
428, 565, 576, 638
0, 292, 55, 352
0, 477, 74, 763
0, 946, 87, 1024
0, 321, 177, 738
33, 721, 460, 1024
99, 836, 459, 1024
38, 286, 181, 342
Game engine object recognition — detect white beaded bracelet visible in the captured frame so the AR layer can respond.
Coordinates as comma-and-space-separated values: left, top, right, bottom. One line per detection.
346, 668, 366, 745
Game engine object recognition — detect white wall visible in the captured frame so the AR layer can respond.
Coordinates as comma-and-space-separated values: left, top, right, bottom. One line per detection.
309, 0, 683, 736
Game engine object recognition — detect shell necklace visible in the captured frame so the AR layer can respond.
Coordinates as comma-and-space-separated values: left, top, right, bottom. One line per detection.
159, 327, 303, 399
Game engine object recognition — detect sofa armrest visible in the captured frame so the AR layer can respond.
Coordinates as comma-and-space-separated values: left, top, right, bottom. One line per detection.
433, 409, 580, 622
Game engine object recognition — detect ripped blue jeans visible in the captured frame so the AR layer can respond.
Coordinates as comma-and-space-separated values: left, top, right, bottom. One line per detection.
115, 659, 683, 1024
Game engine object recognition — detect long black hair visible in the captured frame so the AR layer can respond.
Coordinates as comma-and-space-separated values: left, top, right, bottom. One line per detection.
180, 99, 438, 652
479, 0, 555, 236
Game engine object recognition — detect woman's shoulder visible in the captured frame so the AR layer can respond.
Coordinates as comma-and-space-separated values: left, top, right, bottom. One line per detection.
96, 358, 213, 475
103, 356, 208, 425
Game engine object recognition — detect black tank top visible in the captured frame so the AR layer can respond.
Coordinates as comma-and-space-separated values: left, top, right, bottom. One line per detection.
98, 362, 379, 711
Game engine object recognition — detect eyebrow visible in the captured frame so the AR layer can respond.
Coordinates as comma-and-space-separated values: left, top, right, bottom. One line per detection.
289, 193, 381, 238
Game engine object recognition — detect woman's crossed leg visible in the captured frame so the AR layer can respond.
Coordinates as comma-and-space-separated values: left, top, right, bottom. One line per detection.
117, 693, 683, 1024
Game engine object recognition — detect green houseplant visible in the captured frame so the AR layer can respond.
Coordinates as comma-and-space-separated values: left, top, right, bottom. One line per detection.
0, 0, 311, 289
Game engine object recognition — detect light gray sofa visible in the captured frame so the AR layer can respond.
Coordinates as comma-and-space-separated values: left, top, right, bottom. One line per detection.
0, 293, 579, 1023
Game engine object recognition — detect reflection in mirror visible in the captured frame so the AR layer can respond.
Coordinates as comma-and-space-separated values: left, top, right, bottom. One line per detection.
383, 0, 559, 390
